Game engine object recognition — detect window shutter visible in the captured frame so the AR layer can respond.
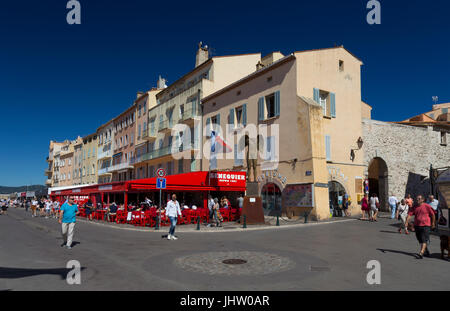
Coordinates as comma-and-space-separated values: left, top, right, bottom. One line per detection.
243, 104, 247, 126
258, 97, 264, 121
330, 93, 336, 118
216, 114, 220, 128
313, 88, 320, 103
229, 109, 235, 130
325, 135, 331, 161
274, 91, 280, 117
206, 117, 211, 136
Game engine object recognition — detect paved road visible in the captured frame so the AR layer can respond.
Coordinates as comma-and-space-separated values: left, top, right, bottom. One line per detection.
0, 207, 448, 291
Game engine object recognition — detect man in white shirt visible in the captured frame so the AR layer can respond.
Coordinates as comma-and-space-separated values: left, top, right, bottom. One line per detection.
166, 194, 181, 240
208, 194, 214, 223
388, 194, 398, 219
45, 200, 52, 218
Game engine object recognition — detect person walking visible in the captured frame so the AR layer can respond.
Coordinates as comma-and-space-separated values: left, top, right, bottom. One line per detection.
166, 194, 181, 240
208, 194, 215, 224
427, 195, 439, 231
369, 193, 379, 222
406, 195, 436, 259
45, 199, 52, 218
396, 199, 409, 234
388, 194, 399, 219
360, 193, 370, 220
59, 196, 79, 249
38, 198, 45, 217
213, 198, 223, 227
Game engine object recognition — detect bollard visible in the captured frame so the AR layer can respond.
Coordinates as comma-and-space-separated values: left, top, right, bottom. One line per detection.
196, 216, 200, 230
243, 215, 247, 229
155, 216, 159, 230
276, 214, 280, 226
304, 212, 308, 223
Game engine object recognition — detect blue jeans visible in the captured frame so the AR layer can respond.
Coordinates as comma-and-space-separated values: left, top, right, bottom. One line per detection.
169, 216, 177, 236
390, 204, 397, 219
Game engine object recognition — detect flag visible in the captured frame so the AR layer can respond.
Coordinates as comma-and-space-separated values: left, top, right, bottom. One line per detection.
211, 131, 232, 153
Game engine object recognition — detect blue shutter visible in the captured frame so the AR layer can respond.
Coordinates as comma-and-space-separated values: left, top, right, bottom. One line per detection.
443, 108, 448, 114
206, 117, 211, 136
313, 88, 320, 103
243, 104, 247, 126
325, 135, 331, 161
330, 93, 336, 118
229, 108, 235, 130
216, 114, 220, 127
274, 91, 280, 117
258, 97, 264, 121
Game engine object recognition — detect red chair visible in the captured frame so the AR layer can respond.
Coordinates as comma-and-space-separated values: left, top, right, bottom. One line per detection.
115, 210, 127, 224
78, 208, 86, 218
231, 208, 239, 221
142, 211, 155, 227
220, 208, 231, 222
131, 211, 144, 226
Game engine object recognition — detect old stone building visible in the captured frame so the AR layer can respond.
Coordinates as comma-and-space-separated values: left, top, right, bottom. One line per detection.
362, 114, 450, 210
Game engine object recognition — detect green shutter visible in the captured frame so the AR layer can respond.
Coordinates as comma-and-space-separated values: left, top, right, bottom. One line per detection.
229, 108, 235, 129
313, 88, 319, 103
330, 93, 336, 118
243, 103, 247, 126
274, 91, 280, 117
206, 117, 211, 136
258, 97, 264, 121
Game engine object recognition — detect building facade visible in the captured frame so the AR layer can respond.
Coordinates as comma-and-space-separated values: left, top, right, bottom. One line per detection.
97, 120, 115, 184
130, 44, 261, 180
81, 133, 98, 185
201, 47, 366, 220
111, 105, 136, 182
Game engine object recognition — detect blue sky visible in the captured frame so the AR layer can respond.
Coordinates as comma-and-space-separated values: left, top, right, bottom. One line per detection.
0, 0, 449, 186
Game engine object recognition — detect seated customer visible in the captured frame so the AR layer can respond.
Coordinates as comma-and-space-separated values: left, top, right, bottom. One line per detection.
107, 203, 118, 222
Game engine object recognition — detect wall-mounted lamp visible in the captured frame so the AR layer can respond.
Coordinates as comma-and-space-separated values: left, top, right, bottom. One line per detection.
357, 137, 364, 149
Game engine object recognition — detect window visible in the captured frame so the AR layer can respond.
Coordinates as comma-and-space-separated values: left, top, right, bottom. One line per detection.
167, 161, 173, 175
339, 60, 344, 72
441, 132, 447, 145
138, 105, 142, 117
314, 88, 336, 118
259, 91, 280, 121
265, 94, 276, 118
180, 104, 184, 118
235, 106, 243, 125
138, 124, 141, 138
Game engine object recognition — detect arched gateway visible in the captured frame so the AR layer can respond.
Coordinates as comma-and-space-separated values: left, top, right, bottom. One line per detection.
368, 157, 389, 211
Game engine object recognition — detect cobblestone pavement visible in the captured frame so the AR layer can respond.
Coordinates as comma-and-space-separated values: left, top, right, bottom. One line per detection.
0, 207, 449, 291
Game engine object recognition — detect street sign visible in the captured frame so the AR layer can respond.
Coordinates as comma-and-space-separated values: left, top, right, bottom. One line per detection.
156, 168, 166, 178
156, 178, 166, 189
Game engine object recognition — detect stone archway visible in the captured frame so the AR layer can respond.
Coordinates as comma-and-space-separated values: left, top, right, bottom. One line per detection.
368, 157, 389, 211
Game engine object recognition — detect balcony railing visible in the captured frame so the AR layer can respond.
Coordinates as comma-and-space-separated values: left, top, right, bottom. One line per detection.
98, 148, 112, 160
131, 143, 199, 164
108, 162, 134, 172
98, 167, 112, 175
158, 119, 173, 132
180, 108, 200, 122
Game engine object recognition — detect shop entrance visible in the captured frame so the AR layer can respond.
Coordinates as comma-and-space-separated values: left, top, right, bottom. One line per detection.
261, 183, 282, 216
368, 157, 389, 211
328, 181, 346, 217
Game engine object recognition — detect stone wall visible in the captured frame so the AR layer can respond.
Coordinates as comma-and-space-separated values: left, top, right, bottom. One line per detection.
362, 119, 449, 208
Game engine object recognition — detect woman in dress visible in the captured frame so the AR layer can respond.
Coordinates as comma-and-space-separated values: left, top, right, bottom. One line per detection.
213, 198, 223, 227
360, 193, 370, 220
396, 199, 409, 234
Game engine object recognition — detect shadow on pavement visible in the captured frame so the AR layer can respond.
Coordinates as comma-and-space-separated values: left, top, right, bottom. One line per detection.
0, 267, 86, 280
377, 248, 418, 258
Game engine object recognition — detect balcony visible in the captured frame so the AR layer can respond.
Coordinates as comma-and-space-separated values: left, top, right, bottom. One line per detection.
142, 127, 157, 141
131, 143, 198, 164
108, 162, 134, 173
45, 179, 52, 185
45, 169, 52, 175
158, 119, 173, 133
180, 108, 200, 125
98, 167, 113, 176
97, 148, 112, 160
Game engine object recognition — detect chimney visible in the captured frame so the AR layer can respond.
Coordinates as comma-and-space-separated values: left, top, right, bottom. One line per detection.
195, 42, 209, 67
157, 75, 167, 89
256, 61, 265, 71
136, 91, 144, 99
